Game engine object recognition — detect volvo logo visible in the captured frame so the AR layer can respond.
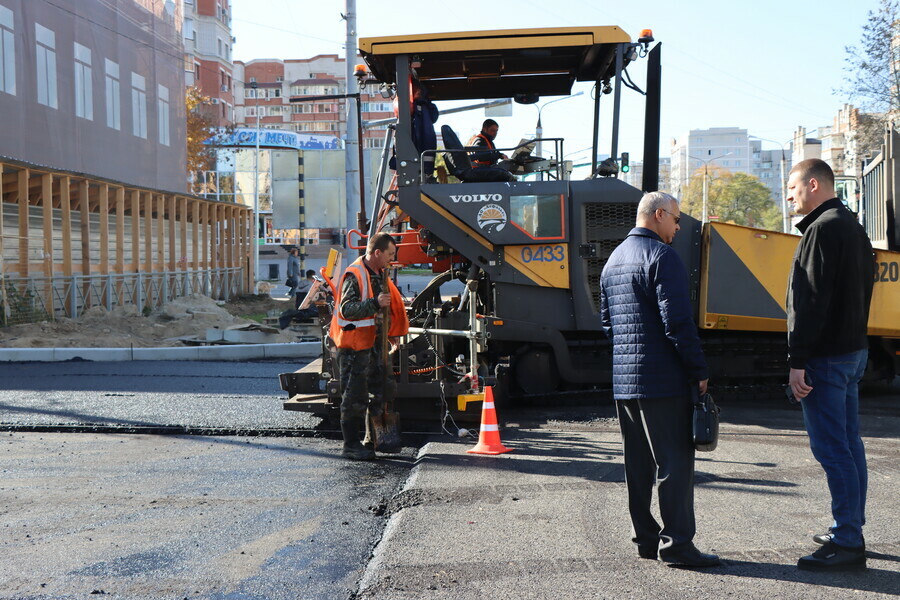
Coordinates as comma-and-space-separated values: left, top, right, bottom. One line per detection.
450, 193, 503, 203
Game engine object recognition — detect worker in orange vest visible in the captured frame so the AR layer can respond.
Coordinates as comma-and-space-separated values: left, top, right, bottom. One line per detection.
468, 119, 508, 168
329, 232, 409, 460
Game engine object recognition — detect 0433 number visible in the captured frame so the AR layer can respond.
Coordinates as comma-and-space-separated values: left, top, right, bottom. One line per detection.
521, 245, 566, 263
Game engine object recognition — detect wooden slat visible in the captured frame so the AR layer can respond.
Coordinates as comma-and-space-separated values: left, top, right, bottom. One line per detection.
99, 184, 109, 275
115, 188, 125, 274
60, 177, 73, 315
41, 174, 54, 317
17, 169, 29, 277
202, 202, 209, 270
167, 195, 176, 272
209, 204, 218, 270
79, 181, 91, 285
130, 190, 140, 273
156, 195, 165, 274
143, 192, 152, 274
179, 196, 188, 271
192, 199, 200, 271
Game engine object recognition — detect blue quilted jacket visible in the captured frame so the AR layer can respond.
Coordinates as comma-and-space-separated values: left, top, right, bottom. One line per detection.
599, 228, 708, 400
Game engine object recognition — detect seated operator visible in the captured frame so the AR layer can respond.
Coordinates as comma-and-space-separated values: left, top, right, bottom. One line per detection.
468, 119, 508, 168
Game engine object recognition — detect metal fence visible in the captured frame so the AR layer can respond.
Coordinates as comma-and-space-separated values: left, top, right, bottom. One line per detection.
0, 268, 244, 326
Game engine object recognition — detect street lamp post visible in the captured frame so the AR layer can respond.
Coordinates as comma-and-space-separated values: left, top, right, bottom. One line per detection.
750, 136, 791, 233
251, 81, 260, 284
687, 151, 732, 224
534, 92, 584, 158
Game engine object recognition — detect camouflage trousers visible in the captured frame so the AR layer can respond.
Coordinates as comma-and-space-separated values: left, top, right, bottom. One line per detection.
338, 345, 395, 420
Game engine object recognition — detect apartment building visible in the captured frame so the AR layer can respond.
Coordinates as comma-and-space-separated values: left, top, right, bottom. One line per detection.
233, 56, 393, 148
669, 127, 751, 198
183, 0, 233, 126
0, 0, 187, 191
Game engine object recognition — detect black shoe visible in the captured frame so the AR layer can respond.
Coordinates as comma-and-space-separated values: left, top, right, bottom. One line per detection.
798, 541, 866, 571
341, 418, 376, 460
813, 530, 865, 551
638, 545, 658, 560
659, 543, 721, 568
341, 445, 376, 460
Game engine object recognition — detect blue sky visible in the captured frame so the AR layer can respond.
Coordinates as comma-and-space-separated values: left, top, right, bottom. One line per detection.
231, 0, 876, 163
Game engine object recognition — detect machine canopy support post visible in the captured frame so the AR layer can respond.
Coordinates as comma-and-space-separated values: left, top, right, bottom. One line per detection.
609, 43, 624, 162
591, 80, 602, 175
393, 55, 417, 189
642, 43, 662, 193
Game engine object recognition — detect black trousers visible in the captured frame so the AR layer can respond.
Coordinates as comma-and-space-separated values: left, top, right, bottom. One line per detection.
616, 396, 696, 552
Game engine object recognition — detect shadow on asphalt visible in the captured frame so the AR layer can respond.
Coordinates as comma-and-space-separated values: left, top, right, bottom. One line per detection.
713, 559, 900, 594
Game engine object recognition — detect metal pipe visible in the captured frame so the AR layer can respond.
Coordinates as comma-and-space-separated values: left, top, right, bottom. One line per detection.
610, 43, 624, 161
368, 125, 395, 239
591, 81, 601, 175
407, 326, 479, 339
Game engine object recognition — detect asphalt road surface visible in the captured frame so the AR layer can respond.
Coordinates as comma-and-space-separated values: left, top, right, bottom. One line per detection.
0, 360, 416, 599
1, 362, 897, 599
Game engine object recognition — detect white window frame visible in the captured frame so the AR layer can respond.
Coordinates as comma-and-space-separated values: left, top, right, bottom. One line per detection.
157, 84, 170, 146
105, 59, 120, 130
73, 42, 92, 120
131, 72, 147, 139
0, 5, 15, 95
35, 23, 57, 108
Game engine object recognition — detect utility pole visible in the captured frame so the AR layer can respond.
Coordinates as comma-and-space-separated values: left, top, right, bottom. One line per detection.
344, 0, 361, 247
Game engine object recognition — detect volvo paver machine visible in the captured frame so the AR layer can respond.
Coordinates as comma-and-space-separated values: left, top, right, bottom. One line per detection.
280, 26, 900, 423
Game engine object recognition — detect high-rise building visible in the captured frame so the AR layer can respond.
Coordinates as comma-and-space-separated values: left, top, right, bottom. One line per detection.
669, 127, 751, 198
233, 56, 393, 148
183, 0, 233, 126
0, 0, 187, 191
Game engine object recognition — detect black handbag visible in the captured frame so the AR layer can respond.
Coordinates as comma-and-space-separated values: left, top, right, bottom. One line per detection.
285, 278, 293, 287
692, 392, 721, 452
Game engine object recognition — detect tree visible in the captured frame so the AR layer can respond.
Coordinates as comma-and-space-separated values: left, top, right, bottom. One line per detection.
186, 86, 217, 191
841, 0, 900, 157
680, 167, 783, 231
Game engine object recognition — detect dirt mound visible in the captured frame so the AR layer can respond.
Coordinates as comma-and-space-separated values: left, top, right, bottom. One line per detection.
0, 293, 298, 348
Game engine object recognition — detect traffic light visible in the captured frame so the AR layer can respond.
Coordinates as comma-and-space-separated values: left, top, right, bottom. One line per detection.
620, 152, 630, 173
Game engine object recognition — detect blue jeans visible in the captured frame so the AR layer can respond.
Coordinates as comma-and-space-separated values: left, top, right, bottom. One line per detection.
801, 349, 868, 548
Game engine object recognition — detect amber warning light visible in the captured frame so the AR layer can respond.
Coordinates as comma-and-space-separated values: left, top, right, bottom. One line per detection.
639, 29, 654, 44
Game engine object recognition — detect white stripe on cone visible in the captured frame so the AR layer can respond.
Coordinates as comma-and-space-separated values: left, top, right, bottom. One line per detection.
483, 402, 495, 409
481, 424, 499, 432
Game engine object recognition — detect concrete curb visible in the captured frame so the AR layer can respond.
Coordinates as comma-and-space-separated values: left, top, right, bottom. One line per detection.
0, 342, 322, 362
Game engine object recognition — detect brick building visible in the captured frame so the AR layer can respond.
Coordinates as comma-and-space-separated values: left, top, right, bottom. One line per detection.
233, 56, 393, 148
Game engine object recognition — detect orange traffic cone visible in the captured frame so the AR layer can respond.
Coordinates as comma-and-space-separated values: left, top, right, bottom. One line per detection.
467, 386, 512, 455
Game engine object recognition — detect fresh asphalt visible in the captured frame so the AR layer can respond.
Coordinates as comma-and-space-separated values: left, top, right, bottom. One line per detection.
1, 361, 898, 599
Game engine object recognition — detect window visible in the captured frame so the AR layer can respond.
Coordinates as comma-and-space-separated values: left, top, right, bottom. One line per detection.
249, 76, 256, 83
105, 60, 120, 130
217, 38, 223, 57
184, 18, 194, 40
275, 75, 283, 82
73, 42, 92, 120
158, 85, 169, 146
244, 87, 256, 99
131, 72, 147, 139
245, 106, 256, 117
0, 5, 15, 95
510, 195, 564, 239
35, 23, 57, 108
269, 105, 282, 116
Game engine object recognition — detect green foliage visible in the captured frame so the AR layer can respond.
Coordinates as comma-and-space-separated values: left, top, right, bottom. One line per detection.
1, 282, 50, 326
680, 168, 783, 231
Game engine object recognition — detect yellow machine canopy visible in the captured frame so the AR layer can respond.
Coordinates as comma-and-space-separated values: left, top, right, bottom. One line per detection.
359, 26, 633, 101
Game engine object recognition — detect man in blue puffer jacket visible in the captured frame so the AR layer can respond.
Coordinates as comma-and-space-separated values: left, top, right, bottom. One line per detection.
600, 191, 719, 568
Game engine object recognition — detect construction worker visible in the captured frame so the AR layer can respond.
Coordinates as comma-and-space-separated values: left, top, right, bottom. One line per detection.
329, 233, 409, 460
468, 119, 507, 168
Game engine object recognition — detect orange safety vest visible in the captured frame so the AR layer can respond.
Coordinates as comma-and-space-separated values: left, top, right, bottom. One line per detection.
468, 133, 496, 167
329, 257, 409, 350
